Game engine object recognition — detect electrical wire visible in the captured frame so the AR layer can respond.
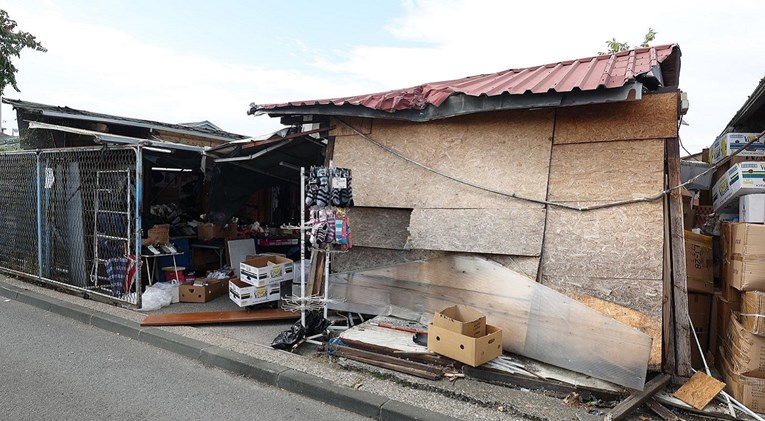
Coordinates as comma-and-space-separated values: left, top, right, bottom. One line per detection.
336, 118, 765, 212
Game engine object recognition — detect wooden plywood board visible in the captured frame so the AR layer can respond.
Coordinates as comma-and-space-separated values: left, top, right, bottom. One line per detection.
572, 293, 662, 370
554, 92, 678, 144
347, 207, 411, 250
329, 255, 653, 389
547, 139, 665, 201
140, 309, 299, 326
540, 201, 664, 283
672, 371, 725, 410
331, 247, 448, 274
485, 255, 539, 280
332, 108, 555, 209
407, 207, 546, 256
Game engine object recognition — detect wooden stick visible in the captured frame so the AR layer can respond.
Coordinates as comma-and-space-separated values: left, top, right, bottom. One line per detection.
646, 398, 683, 421
605, 374, 671, 421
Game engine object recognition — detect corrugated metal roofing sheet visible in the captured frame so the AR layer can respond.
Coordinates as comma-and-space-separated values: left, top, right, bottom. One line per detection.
252, 44, 678, 114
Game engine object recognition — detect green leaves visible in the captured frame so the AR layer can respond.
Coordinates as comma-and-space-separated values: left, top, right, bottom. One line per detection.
0, 9, 47, 94
599, 28, 657, 55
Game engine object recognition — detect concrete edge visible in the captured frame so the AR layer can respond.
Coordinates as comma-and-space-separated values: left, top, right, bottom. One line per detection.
2, 281, 450, 421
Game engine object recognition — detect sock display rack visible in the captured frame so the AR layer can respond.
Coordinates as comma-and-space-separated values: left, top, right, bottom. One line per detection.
296, 164, 353, 329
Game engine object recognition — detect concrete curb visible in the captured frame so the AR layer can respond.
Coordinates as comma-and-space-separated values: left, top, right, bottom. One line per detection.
0, 282, 458, 421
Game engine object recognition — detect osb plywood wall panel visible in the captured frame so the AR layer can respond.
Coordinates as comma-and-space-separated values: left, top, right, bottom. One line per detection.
540, 201, 664, 317
347, 207, 411, 250
407, 207, 546, 256
547, 139, 665, 202
332, 247, 447, 273
333, 116, 372, 136
331, 109, 555, 209
554, 92, 678, 144
486, 255, 539, 280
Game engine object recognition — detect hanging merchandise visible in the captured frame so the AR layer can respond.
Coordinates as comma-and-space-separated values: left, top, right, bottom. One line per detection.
305, 166, 353, 208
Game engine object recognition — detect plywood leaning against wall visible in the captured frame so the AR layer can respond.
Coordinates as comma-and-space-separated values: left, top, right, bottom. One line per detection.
553, 92, 679, 144
328, 255, 652, 390
407, 206, 546, 256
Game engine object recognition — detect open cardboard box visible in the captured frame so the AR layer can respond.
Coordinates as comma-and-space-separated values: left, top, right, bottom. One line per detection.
427, 305, 503, 367
240, 255, 294, 287
179, 278, 229, 303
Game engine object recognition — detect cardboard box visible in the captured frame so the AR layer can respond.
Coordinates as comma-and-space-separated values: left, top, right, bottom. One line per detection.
724, 315, 765, 374
179, 278, 229, 303
741, 194, 765, 224
742, 291, 765, 336
712, 162, 765, 212
710, 133, 765, 164
725, 223, 765, 291
719, 348, 765, 413
688, 292, 712, 368
432, 305, 487, 338
228, 278, 280, 307
685, 231, 714, 293
197, 223, 239, 241
142, 224, 169, 245
427, 323, 503, 367
240, 255, 294, 287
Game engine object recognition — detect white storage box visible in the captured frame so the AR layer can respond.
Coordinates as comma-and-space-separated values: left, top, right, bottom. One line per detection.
240, 255, 294, 287
741, 194, 765, 224
228, 278, 280, 307
710, 133, 765, 164
712, 163, 765, 212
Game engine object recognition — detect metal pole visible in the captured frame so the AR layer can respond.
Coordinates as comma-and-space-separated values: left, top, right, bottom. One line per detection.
323, 249, 330, 320
300, 166, 306, 328
134, 147, 143, 308
35, 152, 43, 279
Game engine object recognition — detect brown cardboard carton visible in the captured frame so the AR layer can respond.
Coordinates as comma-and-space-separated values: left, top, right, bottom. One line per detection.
724, 315, 765, 374
742, 291, 765, 336
731, 256, 765, 291
688, 292, 711, 368
179, 278, 229, 303
427, 323, 503, 367
432, 305, 487, 338
719, 347, 765, 413
725, 223, 765, 291
730, 223, 765, 256
685, 231, 714, 293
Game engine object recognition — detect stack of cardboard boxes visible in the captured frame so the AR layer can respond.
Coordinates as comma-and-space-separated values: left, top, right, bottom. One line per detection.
708, 132, 765, 410
229, 255, 294, 307
685, 230, 714, 369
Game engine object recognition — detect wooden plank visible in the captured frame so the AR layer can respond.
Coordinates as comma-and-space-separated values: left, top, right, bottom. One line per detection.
548, 139, 665, 201
331, 108, 555, 209
407, 207, 546, 256
140, 309, 299, 326
667, 138, 693, 376
663, 193, 676, 374
645, 398, 683, 421
555, 92, 678, 144
672, 371, 725, 410
332, 344, 443, 380
329, 255, 653, 389
604, 374, 671, 421
461, 365, 623, 401
346, 207, 411, 250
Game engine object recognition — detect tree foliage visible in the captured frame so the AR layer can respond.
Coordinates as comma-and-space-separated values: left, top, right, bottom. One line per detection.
0, 9, 46, 94
599, 28, 657, 55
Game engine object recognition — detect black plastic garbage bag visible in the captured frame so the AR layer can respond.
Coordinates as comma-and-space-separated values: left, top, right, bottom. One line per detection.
271, 311, 331, 350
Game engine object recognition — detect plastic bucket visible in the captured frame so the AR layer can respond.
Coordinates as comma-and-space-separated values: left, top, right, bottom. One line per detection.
161, 266, 186, 283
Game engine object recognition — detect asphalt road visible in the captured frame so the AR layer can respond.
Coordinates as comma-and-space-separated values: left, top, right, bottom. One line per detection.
0, 298, 370, 421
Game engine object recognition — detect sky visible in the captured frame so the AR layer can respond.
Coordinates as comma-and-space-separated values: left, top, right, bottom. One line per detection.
2, 0, 765, 153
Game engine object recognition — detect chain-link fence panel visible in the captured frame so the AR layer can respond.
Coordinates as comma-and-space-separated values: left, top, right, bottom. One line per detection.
39, 147, 139, 305
0, 152, 39, 275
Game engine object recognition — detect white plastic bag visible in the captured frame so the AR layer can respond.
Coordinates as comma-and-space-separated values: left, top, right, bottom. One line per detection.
138, 285, 173, 311
153, 280, 180, 304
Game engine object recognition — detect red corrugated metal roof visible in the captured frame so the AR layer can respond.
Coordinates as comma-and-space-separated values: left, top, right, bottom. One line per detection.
253, 44, 678, 114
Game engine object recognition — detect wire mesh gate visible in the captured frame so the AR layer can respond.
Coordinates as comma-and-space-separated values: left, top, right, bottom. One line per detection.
0, 146, 143, 307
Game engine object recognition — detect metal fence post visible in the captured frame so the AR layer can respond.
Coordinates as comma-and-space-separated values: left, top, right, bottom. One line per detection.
36, 152, 43, 279
134, 146, 143, 308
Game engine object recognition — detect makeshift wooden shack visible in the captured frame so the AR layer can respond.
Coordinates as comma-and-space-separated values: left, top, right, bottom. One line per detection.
249, 44, 692, 388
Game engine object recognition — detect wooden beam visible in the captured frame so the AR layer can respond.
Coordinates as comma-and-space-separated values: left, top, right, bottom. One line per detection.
645, 398, 683, 421
662, 187, 676, 374
331, 344, 443, 380
666, 138, 693, 376
605, 374, 671, 421
140, 309, 298, 326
